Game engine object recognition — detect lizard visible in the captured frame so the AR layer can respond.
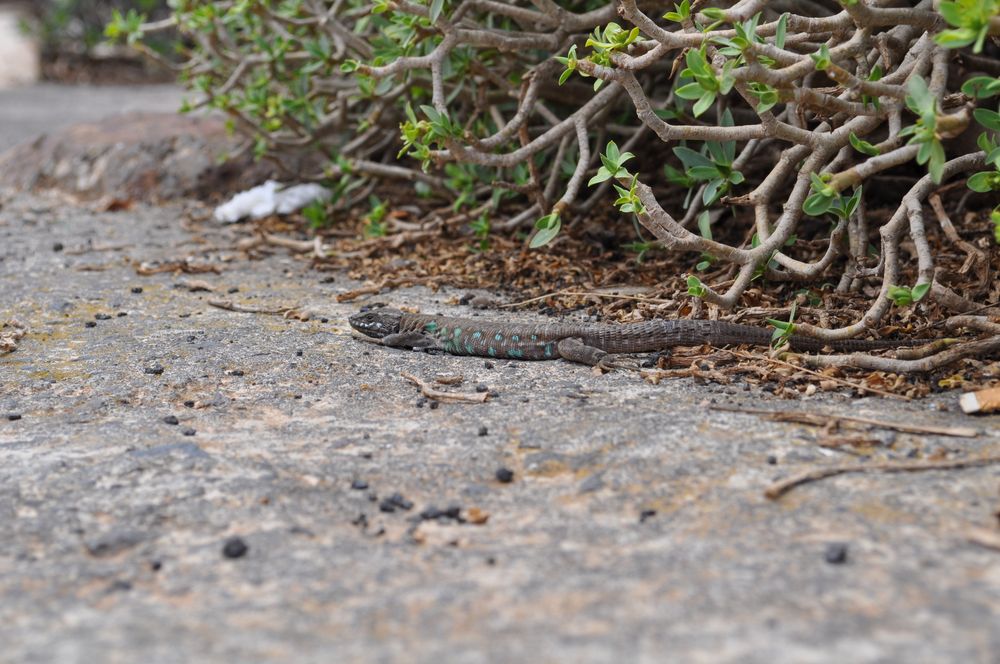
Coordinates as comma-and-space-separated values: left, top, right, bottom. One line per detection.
349, 307, 929, 367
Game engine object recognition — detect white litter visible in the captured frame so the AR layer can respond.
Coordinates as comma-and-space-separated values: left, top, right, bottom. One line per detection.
213, 180, 329, 223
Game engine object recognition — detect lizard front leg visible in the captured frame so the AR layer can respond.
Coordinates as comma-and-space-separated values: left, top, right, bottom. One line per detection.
382, 331, 443, 352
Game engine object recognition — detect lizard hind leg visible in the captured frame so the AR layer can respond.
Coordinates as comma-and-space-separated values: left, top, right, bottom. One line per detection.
556, 338, 638, 371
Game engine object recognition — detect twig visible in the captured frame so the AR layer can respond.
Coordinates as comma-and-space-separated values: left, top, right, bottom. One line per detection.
711, 405, 979, 437
208, 299, 301, 316
499, 289, 670, 308
966, 527, 1000, 552
733, 351, 911, 400
764, 455, 1000, 500
400, 371, 488, 403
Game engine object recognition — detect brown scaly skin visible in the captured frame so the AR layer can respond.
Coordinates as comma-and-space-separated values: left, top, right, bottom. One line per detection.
349, 308, 929, 367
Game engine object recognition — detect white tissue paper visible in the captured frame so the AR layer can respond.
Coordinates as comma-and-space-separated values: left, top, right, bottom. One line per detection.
213, 180, 330, 223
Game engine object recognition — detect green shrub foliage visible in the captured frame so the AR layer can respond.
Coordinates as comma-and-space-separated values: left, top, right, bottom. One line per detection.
116, 0, 1000, 337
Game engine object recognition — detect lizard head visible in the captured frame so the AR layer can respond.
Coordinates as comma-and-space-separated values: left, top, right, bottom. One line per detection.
349, 308, 403, 338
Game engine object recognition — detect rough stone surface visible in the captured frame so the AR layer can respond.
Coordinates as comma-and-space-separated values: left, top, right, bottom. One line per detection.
0, 111, 274, 202
1, 190, 999, 663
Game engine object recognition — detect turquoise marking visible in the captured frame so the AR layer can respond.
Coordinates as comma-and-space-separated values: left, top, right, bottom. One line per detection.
472, 331, 482, 339
424, 321, 438, 332
494, 333, 503, 342
488, 347, 496, 357
544, 343, 554, 358
508, 349, 524, 358
531, 334, 538, 341
465, 342, 474, 354
454, 328, 462, 338
511, 335, 520, 342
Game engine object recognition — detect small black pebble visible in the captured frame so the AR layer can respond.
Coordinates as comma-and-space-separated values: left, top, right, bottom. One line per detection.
149, 560, 162, 572
181, 428, 196, 436
824, 542, 849, 564
52, 242, 64, 252
84, 321, 97, 328
116, 312, 127, 317
766, 455, 778, 465
227, 287, 240, 294
95, 313, 111, 320
487, 390, 500, 398
222, 537, 248, 559
131, 287, 143, 294
295, 350, 303, 357
484, 361, 494, 369
486, 556, 496, 566
478, 426, 488, 436
7, 413, 22, 421
183, 400, 195, 408
429, 401, 440, 410
639, 509, 657, 523
384, 492, 414, 511
495, 467, 514, 483
228, 369, 245, 376
475, 384, 488, 393
320, 318, 329, 323
351, 479, 369, 490
379, 501, 396, 514
163, 415, 179, 425
144, 365, 164, 375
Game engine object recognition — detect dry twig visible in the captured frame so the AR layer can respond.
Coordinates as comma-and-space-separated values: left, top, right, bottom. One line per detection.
764, 455, 1000, 500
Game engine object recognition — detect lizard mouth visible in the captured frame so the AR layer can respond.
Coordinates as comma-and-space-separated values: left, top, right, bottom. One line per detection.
348, 309, 402, 338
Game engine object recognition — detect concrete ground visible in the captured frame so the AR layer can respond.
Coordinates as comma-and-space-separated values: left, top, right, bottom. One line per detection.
1, 86, 999, 663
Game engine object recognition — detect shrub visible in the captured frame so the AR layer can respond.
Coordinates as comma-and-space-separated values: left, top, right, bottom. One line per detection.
115, 0, 1000, 340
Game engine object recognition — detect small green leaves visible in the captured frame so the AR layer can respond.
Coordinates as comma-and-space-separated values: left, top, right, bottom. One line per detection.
766, 302, 797, 349
340, 59, 360, 73
803, 172, 836, 216
967, 170, 1000, 192
529, 214, 561, 248
555, 44, 578, 85
900, 76, 946, 183
991, 207, 1000, 245
663, 0, 691, 23
700, 7, 727, 20
849, 132, 880, 156
104, 8, 146, 44
887, 283, 931, 307
935, 0, 999, 53
810, 44, 831, 71
612, 175, 646, 215
675, 47, 733, 117
686, 275, 707, 297
589, 141, 635, 186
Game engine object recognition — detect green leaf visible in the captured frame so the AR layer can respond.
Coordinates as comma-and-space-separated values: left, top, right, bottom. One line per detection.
701, 7, 727, 20
968, 171, 998, 192
973, 108, 1000, 131
775, 13, 788, 49
911, 282, 930, 302
849, 132, 880, 156
673, 146, 714, 170
429, 0, 445, 22
692, 91, 715, 117
810, 44, 830, 70
961, 76, 1000, 99
697, 210, 712, 240
529, 214, 561, 248
675, 83, 705, 100
935, 27, 978, 49
803, 193, 834, 216
686, 275, 707, 297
